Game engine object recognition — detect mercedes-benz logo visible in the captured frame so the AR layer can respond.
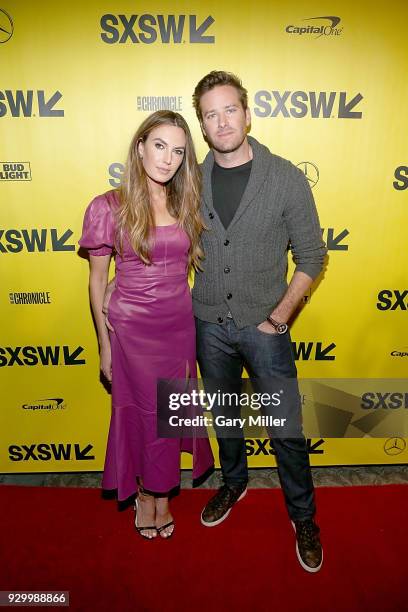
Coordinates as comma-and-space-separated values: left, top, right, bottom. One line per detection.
0, 8, 13, 43
296, 161, 319, 188
383, 437, 406, 456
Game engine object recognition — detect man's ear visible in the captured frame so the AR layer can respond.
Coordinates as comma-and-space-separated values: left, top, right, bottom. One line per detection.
245, 107, 251, 129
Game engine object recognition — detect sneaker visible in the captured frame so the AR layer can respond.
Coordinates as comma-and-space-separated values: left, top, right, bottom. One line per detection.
201, 483, 247, 527
292, 519, 323, 573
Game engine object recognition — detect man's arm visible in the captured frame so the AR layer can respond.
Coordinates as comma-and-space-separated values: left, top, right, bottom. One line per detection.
258, 165, 327, 334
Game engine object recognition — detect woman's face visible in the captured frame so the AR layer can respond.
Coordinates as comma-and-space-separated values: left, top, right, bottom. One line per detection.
138, 124, 186, 185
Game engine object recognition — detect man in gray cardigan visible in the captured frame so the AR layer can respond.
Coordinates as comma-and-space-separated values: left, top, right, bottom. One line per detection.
193, 71, 327, 572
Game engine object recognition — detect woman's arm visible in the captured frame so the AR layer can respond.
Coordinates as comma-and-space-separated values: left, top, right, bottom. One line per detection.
89, 254, 112, 382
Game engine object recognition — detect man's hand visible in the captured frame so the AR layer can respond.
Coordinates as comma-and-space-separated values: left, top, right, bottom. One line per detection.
100, 343, 112, 382
102, 278, 116, 333
257, 320, 278, 335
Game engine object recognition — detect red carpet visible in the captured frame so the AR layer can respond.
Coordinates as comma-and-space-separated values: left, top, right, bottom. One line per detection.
0, 484, 407, 611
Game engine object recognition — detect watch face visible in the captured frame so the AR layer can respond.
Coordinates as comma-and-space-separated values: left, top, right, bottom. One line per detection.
277, 323, 288, 334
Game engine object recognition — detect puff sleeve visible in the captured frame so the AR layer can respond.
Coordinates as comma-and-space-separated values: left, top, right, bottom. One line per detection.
78, 194, 115, 256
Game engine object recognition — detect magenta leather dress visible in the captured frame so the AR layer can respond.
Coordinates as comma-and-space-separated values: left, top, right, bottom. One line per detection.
79, 190, 213, 500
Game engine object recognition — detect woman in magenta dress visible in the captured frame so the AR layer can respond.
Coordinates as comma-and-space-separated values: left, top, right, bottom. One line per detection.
79, 111, 213, 539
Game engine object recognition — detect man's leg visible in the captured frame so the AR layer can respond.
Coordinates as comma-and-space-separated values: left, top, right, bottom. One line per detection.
238, 324, 322, 571
196, 318, 247, 485
196, 317, 248, 525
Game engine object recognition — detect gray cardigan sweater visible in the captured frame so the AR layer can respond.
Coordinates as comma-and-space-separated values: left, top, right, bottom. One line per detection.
192, 136, 327, 329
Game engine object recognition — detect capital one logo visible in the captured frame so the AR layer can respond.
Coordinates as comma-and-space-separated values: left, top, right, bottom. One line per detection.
0, 8, 13, 43
286, 16, 343, 38
254, 90, 363, 119
100, 13, 215, 44
0, 91, 64, 118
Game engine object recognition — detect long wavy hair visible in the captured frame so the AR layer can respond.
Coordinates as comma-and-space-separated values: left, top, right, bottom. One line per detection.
115, 111, 204, 269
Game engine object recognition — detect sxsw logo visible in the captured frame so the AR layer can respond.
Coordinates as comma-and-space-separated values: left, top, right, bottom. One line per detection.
0, 162, 31, 180
254, 91, 363, 119
0, 229, 75, 253
285, 16, 343, 38
292, 342, 336, 361
9, 443, 95, 462
361, 392, 408, 409
100, 14, 215, 44
0, 91, 64, 117
0, 346, 85, 366
393, 166, 408, 190
377, 290, 408, 311
246, 438, 325, 456
321, 228, 349, 251
108, 162, 124, 187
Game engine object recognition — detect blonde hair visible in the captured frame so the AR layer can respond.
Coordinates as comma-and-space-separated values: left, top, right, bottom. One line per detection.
116, 111, 204, 269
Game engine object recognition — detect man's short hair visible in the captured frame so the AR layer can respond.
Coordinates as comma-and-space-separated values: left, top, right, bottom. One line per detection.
193, 70, 248, 122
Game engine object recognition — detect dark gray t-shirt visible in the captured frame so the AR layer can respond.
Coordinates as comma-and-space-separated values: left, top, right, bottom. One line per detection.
211, 159, 252, 229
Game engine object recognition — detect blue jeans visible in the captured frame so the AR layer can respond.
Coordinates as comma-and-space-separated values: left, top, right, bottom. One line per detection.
196, 317, 315, 521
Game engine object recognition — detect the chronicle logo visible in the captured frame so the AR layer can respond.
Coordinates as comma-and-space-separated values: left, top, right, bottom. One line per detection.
286, 16, 343, 38
9, 291, 51, 305
137, 96, 183, 112
254, 90, 362, 119
393, 165, 408, 190
22, 398, 66, 411
376, 290, 408, 311
101, 14, 215, 44
0, 162, 31, 181
296, 162, 319, 188
361, 392, 408, 409
0, 345, 85, 366
0, 91, 64, 118
0, 229, 75, 253
0, 8, 13, 43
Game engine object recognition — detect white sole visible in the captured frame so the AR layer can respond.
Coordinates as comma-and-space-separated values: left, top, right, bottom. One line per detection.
291, 520, 323, 573
201, 488, 247, 527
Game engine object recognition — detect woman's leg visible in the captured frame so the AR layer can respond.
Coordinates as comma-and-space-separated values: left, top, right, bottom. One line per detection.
136, 480, 157, 539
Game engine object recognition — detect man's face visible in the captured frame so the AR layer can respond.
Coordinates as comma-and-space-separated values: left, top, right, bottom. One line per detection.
199, 85, 250, 154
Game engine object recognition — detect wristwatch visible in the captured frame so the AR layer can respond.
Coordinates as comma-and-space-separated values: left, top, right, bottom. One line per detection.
267, 315, 288, 335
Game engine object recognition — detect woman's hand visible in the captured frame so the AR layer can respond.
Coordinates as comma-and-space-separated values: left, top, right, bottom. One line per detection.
100, 343, 112, 382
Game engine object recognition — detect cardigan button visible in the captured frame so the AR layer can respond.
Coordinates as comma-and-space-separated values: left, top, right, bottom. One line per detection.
227, 293, 232, 300
224, 239, 230, 246
217, 316, 224, 323
224, 266, 230, 273
209, 212, 214, 219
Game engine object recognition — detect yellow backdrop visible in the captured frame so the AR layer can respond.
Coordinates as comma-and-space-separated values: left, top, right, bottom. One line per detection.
1, 0, 407, 472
